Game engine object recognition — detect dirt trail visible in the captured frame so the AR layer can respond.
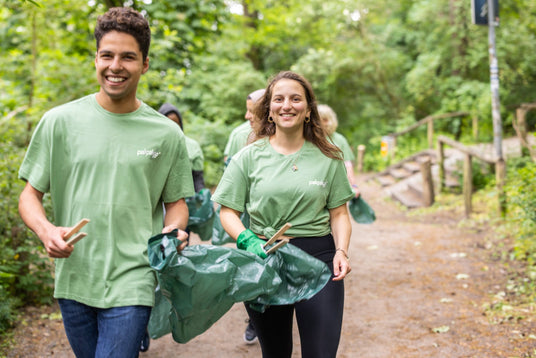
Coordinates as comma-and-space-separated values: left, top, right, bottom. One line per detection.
5, 178, 536, 357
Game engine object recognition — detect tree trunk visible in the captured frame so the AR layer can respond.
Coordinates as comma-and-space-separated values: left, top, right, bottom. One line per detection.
243, 1, 263, 71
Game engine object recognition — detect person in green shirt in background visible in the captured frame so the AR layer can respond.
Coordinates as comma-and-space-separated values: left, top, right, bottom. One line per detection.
17, 7, 193, 358
159, 103, 205, 192
318, 103, 360, 197
213, 71, 353, 358
223, 88, 265, 164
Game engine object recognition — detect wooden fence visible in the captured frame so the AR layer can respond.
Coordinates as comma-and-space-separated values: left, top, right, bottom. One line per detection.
388, 111, 470, 153
437, 135, 506, 218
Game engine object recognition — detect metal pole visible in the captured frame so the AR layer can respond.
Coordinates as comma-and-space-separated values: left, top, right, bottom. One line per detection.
487, 0, 503, 160
487, 0, 506, 217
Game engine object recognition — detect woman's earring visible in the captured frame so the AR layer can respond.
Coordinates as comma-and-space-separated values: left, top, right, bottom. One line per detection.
304, 117, 310, 123
268, 117, 274, 123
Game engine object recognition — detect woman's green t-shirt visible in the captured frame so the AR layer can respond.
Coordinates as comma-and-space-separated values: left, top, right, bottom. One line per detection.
212, 137, 354, 238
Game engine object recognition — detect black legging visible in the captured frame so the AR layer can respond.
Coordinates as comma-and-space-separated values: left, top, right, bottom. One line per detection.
245, 234, 345, 358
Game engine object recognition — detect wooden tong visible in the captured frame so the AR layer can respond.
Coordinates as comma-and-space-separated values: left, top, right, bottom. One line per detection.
263, 223, 292, 255
64, 218, 90, 245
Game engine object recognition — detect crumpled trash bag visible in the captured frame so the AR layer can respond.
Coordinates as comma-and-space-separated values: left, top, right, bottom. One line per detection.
186, 188, 215, 241
211, 206, 249, 246
147, 284, 172, 339
147, 231, 331, 343
349, 196, 376, 224
147, 232, 281, 343
247, 243, 332, 313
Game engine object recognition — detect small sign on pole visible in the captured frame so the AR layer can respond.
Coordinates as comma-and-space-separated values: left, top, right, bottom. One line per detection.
380, 136, 395, 158
471, 0, 499, 26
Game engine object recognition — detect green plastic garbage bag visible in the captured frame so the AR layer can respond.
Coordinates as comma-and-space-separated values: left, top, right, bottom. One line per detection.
147, 232, 281, 343
349, 196, 376, 224
247, 243, 332, 312
147, 284, 172, 339
211, 205, 234, 245
186, 188, 215, 241
211, 206, 249, 246
147, 231, 332, 343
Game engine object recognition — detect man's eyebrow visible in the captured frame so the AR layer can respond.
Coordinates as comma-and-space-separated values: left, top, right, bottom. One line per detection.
98, 49, 139, 57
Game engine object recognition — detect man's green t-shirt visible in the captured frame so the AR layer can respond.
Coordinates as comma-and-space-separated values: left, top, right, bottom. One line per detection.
19, 94, 195, 308
212, 138, 354, 238
223, 121, 252, 158
185, 136, 204, 171
331, 132, 355, 162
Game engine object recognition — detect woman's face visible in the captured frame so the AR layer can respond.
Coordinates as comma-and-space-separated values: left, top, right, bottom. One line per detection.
269, 78, 310, 133
320, 115, 336, 135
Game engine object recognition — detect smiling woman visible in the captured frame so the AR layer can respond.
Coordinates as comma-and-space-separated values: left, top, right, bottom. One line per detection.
212, 71, 354, 358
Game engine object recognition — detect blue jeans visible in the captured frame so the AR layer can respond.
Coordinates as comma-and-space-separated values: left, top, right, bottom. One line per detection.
58, 299, 151, 358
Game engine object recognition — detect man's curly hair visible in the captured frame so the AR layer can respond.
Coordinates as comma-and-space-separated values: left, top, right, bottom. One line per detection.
94, 7, 151, 61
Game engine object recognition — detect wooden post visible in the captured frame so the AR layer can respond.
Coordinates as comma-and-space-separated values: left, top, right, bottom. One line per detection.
356, 145, 366, 173
495, 158, 506, 218
463, 154, 473, 218
516, 107, 528, 156
427, 121, 434, 149
437, 140, 445, 193
472, 116, 479, 140
419, 158, 434, 206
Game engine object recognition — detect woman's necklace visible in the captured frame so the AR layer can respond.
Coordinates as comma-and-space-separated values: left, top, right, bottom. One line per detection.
270, 136, 303, 172
291, 149, 301, 172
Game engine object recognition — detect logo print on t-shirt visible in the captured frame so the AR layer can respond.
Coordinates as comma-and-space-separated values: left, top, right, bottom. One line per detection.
309, 180, 327, 188
137, 149, 161, 159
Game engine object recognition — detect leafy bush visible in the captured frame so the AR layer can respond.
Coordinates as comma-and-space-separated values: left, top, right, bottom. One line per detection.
504, 157, 536, 263
0, 118, 55, 331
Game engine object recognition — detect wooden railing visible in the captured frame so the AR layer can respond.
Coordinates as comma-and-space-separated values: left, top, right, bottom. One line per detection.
356, 111, 472, 170
387, 111, 470, 153
437, 135, 506, 218
514, 102, 536, 161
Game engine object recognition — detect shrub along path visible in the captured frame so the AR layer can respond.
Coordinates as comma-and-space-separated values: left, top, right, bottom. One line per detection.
4, 176, 536, 357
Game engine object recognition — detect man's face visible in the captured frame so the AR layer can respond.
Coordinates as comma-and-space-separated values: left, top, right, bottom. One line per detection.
95, 30, 148, 107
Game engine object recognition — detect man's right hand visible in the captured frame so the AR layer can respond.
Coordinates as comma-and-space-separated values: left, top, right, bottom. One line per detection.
42, 226, 74, 258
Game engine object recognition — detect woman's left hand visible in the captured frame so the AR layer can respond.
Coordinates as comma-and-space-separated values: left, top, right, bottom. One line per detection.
332, 249, 351, 281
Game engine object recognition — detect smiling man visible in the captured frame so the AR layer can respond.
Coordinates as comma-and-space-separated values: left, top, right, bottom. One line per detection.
17, 7, 194, 358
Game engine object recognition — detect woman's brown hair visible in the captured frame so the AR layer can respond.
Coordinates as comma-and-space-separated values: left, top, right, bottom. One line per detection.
253, 71, 342, 160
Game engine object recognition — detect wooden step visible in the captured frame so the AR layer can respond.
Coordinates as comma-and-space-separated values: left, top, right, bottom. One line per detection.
390, 187, 425, 208
402, 161, 420, 173
389, 167, 412, 179
407, 177, 424, 197
376, 174, 397, 187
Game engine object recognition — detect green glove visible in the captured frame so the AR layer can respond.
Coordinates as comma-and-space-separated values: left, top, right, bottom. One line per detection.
237, 229, 267, 259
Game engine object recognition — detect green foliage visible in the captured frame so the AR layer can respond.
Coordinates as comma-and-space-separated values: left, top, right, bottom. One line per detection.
504, 158, 536, 263
0, 116, 54, 332
143, 0, 229, 72
0, 286, 19, 334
